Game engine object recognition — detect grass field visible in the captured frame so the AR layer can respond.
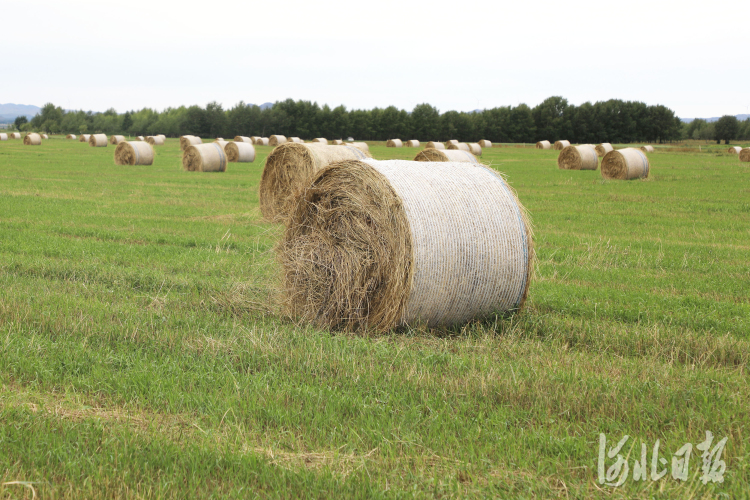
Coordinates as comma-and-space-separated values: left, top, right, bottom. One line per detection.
0, 137, 748, 499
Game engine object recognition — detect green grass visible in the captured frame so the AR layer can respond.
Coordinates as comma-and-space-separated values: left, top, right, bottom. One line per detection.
0, 137, 748, 499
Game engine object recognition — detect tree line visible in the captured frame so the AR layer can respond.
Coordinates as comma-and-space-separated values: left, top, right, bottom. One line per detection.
14, 96, 748, 144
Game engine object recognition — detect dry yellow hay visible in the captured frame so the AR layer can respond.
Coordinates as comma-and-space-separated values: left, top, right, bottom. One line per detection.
41, 134, 49, 139
289, 137, 303, 143
347, 142, 369, 153
259, 142, 373, 221
234, 136, 252, 143
255, 137, 269, 146
405, 140, 420, 147
216, 137, 224, 141
467, 143, 482, 156
79, 134, 91, 143
601, 148, 650, 180
250, 136, 261, 144
225, 142, 256, 163
179, 135, 202, 151
110, 135, 126, 145
536, 141, 551, 149
595, 143, 614, 157
553, 140, 570, 150
279, 159, 533, 330
413, 149, 479, 163
478, 140, 492, 148
66, 134, 77, 140
9, 132, 21, 139
332, 139, 344, 145
269, 135, 288, 146
446, 140, 459, 146
447, 142, 470, 152
387, 139, 403, 147
640, 145, 655, 153
89, 134, 108, 147
728, 146, 742, 154
426, 141, 445, 150
557, 145, 598, 170
114, 141, 154, 165
183, 143, 228, 172
0, 133, 7, 141
312, 138, 328, 144
145, 136, 165, 146
23, 133, 42, 146
739, 148, 750, 162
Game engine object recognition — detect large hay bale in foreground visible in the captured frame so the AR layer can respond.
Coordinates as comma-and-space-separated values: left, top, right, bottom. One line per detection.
447, 142, 470, 152
739, 148, 750, 162
405, 140, 420, 147
553, 140, 570, 150
183, 143, 227, 172
259, 142, 372, 221
79, 134, 91, 143
0, 133, 7, 141
601, 148, 650, 180
270, 135, 288, 146
728, 146, 742, 154
426, 141, 445, 150
479, 140, 492, 148
289, 137, 303, 143
312, 138, 328, 144
279, 159, 533, 330
180, 135, 202, 151
66, 134, 77, 140
558, 145, 598, 170
467, 143, 482, 156
9, 132, 21, 139
234, 136, 252, 143
595, 143, 613, 157
256, 137, 269, 146
387, 139, 403, 148
110, 135, 126, 145
114, 141, 154, 165
225, 142, 256, 163
145, 136, 165, 146
24, 133, 42, 146
640, 145, 655, 153
536, 141, 551, 149
414, 149, 479, 163
89, 134, 108, 147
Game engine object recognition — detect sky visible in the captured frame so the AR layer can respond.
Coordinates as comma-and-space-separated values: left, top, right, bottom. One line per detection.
3, 0, 749, 118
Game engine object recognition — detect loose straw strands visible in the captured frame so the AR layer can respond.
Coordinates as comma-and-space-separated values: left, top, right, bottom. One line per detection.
601, 148, 650, 180
114, 141, 154, 165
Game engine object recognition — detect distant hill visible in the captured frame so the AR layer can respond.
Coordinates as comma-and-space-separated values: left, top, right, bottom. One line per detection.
258, 102, 273, 110
0, 103, 42, 122
681, 114, 749, 123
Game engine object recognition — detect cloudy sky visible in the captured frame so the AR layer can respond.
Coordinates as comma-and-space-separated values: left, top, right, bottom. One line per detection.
4, 0, 748, 118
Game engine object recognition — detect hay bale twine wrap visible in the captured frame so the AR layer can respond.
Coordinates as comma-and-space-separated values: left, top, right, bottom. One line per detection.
739, 148, 750, 162
601, 148, 650, 180
256, 137, 269, 146
447, 142, 470, 152
387, 139, 404, 148
557, 144, 598, 170
426, 141, 445, 150
553, 140, 570, 150
0, 133, 7, 141
536, 140, 551, 149
225, 142, 256, 163
595, 143, 614, 157
66, 134, 77, 140
9, 132, 21, 139
24, 133, 42, 146
312, 138, 328, 144
467, 143, 482, 156
89, 134, 108, 147
269, 135, 288, 146
405, 140, 420, 147
279, 158, 533, 330
179, 135, 202, 151
183, 143, 228, 172
446, 140, 459, 147
728, 146, 742, 154
79, 134, 91, 143
110, 135, 126, 145
640, 145, 655, 153
414, 149, 479, 163
479, 140, 492, 148
259, 142, 373, 221
145, 136, 165, 146
290, 137, 303, 143
114, 141, 154, 165
234, 136, 252, 143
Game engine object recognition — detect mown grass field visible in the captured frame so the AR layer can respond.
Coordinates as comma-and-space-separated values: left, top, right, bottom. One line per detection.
0, 137, 748, 499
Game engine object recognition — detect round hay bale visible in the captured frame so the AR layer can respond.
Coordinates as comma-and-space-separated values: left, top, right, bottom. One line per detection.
145, 136, 165, 146
728, 146, 742, 154
270, 136, 288, 146
279, 159, 533, 330
89, 134, 108, 147
79, 134, 91, 143
426, 141, 445, 150
213, 140, 229, 150
553, 140, 570, 150
557, 145, 598, 170
23, 133, 42, 146
179, 135, 202, 151
405, 140, 420, 147
601, 148, 650, 180
225, 142, 256, 163
0, 133, 7, 141
446, 140, 459, 146
467, 143, 482, 156
289, 137, 303, 143
739, 148, 750, 162
312, 138, 328, 144
447, 142, 470, 152
413, 149, 479, 163
41, 134, 49, 139
216, 137, 224, 141
332, 139, 344, 145
9, 132, 21, 139
136, 136, 144, 141
157, 134, 166, 141
259, 142, 373, 221
250, 136, 261, 144
535, 141, 551, 149
256, 137, 269, 146
110, 135, 126, 145
66, 134, 77, 140
479, 140, 492, 148
234, 136, 252, 143
387, 139, 403, 148
347, 142, 369, 153
114, 141, 154, 165
595, 143, 614, 157
183, 143, 228, 172
640, 145, 655, 153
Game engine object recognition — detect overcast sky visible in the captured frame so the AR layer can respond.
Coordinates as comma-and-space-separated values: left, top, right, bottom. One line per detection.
4, 0, 748, 118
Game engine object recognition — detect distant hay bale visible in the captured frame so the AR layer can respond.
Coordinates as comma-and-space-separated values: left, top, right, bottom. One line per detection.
183, 143, 228, 172
289, 137, 303, 143
413, 149, 479, 163
467, 143, 482, 156
145, 136, 165, 146
213, 140, 229, 150
89, 134, 108, 147
728, 146, 742, 154
66, 134, 77, 140
405, 140, 420, 147
739, 148, 750, 162
136, 136, 144, 141
250, 136, 261, 144
157, 134, 166, 141
595, 143, 614, 157
446, 140, 459, 146
110, 135, 126, 145
0, 133, 7, 141
114, 141, 154, 165
332, 139, 344, 145
312, 138, 328, 144
9, 132, 21, 139
426, 141, 445, 150
255, 137, 269, 146
557, 145, 598, 170
387, 139, 403, 147
269, 135, 288, 146
447, 142, 470, 152
553, 140, 570, 150
180, 135, 202, 151
479, 140, 492, 148
601, 148, 650, 180
225, 142, 256, 163
535, 141, 551, 149
640, 145, 655, 153
234, 136, 252, 143
24, 133, 42, 146
278, 159, 534, 330
347, 142, 369, 153
41, 134, 49, 139
216, 137, 224, 141
79, 134, 91, 143
259, 142, 373, 221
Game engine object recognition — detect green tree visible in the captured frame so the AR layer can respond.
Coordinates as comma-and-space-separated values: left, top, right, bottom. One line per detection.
121, 112, 133, 133
714, 115, 739, 144
14, 116, 27, 131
